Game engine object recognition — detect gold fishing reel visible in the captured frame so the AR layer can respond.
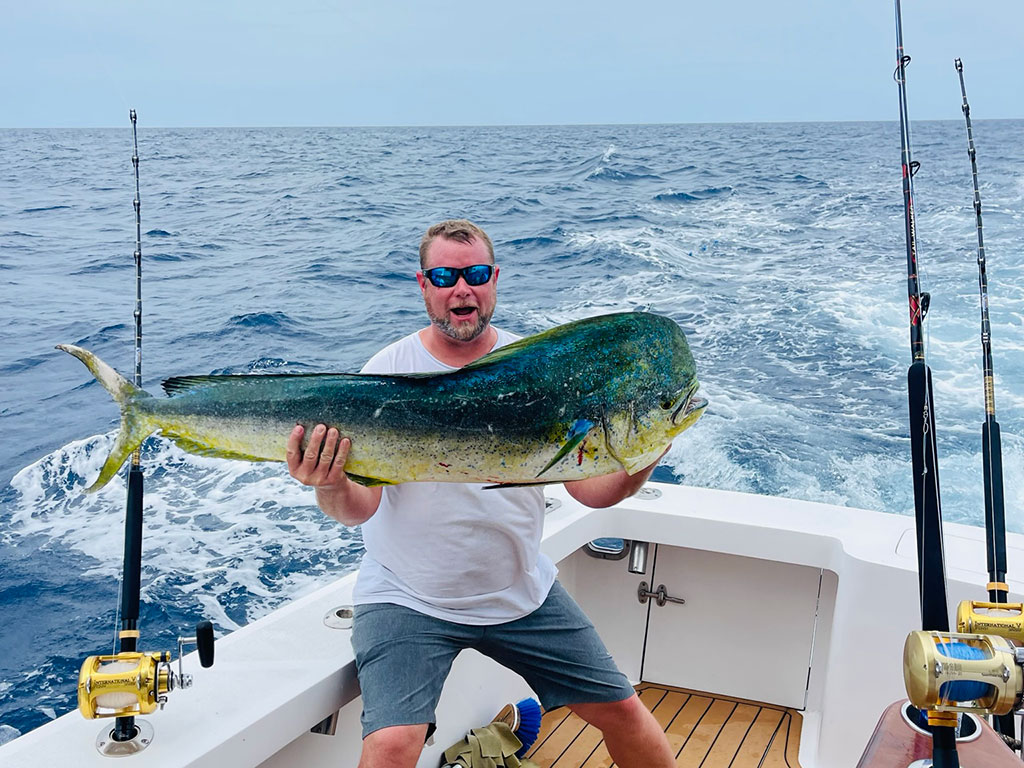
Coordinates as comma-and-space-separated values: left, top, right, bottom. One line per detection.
957, 599, 1024, 641
903, 630, 1024, 716
78, 651, 174, 719
78, 622, 214, 720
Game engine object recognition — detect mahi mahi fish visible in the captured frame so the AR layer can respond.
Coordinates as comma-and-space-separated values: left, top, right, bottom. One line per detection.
59, 311, 707, 492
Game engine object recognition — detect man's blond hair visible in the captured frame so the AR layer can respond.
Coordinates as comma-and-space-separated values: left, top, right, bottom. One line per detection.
419, 219, 495, 268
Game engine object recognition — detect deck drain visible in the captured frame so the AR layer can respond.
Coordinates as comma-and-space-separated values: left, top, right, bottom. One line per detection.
323, 605, 354, 630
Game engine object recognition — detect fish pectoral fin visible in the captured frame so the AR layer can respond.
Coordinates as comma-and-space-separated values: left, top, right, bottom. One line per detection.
345, 472, 394, 487
621, 445, 668, 475
536, 418, 595, 478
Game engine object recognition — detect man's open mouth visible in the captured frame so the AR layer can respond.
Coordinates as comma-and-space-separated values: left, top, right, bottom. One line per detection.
451, 307, 476, 317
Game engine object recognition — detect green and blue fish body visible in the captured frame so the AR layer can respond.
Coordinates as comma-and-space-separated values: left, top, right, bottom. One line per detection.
59, 312, 707, 492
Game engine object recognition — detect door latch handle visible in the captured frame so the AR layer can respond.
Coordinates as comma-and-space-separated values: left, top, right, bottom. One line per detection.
638, 581, 685, 607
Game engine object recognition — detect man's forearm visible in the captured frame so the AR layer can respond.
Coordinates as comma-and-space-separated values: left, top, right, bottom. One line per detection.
315, 482, 383, 526
564, 450, 666, 509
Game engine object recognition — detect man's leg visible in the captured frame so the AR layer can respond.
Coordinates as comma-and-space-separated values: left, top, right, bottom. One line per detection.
352, 603, 476, 768
570, 695, 675, 768
476, 582, 673, 765
358, 724, 430, 768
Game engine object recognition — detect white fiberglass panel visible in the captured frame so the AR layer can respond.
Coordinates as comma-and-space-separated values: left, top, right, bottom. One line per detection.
641, 545, 821, 708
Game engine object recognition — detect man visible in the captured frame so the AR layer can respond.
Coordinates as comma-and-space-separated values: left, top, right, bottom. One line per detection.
287, 220, 675, 768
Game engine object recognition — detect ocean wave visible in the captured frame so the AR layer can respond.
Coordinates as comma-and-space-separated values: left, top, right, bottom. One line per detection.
65, 324, 132, 350
19, 205, 71, 214
209, 357, 311, 375
224, 311, 301, 334
584, 166, 662, 182
506, 235, 562, 249
0, 353, 51, 375
70, 261, 123, 275
653, 187, 733, 203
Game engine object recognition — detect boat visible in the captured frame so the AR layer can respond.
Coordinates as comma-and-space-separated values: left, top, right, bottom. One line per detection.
1, 479, 1021, 766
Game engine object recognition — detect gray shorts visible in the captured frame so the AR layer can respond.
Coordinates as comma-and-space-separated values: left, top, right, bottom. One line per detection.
351, 580, 635, 738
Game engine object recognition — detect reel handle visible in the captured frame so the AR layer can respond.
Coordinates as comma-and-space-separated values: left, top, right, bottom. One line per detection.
178, 621, 216, 673
197, 621, 215, 668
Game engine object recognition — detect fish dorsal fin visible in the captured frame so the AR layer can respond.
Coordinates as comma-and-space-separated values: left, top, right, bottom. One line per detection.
460, 335, 534, 370
162, 376, 225, 397
161, 371, 392, 397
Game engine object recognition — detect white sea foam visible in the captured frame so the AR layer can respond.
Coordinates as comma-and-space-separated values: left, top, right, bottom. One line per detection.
7, 435, 362, 630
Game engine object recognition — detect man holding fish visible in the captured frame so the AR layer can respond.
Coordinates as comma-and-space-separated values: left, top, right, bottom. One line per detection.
287, 220, 677, 768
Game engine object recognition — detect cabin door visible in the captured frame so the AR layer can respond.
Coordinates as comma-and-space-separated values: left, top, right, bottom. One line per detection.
639, 545, 823, 709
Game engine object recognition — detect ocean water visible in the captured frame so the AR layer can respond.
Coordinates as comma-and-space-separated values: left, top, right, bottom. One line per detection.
1, 121, 1023, 739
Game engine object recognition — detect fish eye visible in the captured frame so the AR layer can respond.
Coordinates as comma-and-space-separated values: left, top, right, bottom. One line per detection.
661, 384, 690, 410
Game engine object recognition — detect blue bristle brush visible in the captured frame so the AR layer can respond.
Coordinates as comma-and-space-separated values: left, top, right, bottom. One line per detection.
512, 697, 542, 757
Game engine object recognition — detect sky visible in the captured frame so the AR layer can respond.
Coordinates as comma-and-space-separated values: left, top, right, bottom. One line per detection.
3, 0, 1022, 128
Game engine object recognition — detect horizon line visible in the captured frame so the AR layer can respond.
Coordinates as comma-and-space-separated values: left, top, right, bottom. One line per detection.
3, 116, 1023, 130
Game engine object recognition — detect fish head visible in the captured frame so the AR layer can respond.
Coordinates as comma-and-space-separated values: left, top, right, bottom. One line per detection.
602, 314, 707, 474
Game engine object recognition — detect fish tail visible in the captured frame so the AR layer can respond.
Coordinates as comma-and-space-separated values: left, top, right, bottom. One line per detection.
57, 344, 155, 492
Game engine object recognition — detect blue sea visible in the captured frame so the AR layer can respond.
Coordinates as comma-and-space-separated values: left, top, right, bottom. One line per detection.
1, 121, 1023, 740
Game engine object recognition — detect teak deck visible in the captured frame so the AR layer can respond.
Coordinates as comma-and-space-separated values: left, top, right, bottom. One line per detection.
524, 683, 803, 768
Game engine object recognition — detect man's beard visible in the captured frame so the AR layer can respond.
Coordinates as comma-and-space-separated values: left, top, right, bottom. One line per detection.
428, 306, 493, 341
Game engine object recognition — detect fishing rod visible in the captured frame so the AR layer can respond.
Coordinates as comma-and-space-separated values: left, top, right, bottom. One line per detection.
950, 57, 1021, 750
76, 111, 214, 755
109, 107, 147, 745
894, 0, 950, 638
954, 58, 1008, 605
893, 2, 959, 765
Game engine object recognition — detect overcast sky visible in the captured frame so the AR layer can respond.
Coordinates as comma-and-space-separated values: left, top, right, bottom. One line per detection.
4, 1, 1021, 128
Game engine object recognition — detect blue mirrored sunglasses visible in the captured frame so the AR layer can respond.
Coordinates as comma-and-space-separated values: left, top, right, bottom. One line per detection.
422, 264, 494, 288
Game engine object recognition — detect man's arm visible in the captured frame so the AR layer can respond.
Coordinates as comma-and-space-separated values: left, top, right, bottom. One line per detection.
286, 424, 382, 525
564, 447, 669, 509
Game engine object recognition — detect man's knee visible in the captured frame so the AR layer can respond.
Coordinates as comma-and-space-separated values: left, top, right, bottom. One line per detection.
359, 723, 429, 768
569, 694, 647, 730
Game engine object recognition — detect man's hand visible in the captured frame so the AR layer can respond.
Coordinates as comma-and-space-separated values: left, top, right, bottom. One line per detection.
286, 424, 350, 489
286, 424, 382, 525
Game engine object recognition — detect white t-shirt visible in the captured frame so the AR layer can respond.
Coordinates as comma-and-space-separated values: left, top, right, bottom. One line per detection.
352, 327, 558, 624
